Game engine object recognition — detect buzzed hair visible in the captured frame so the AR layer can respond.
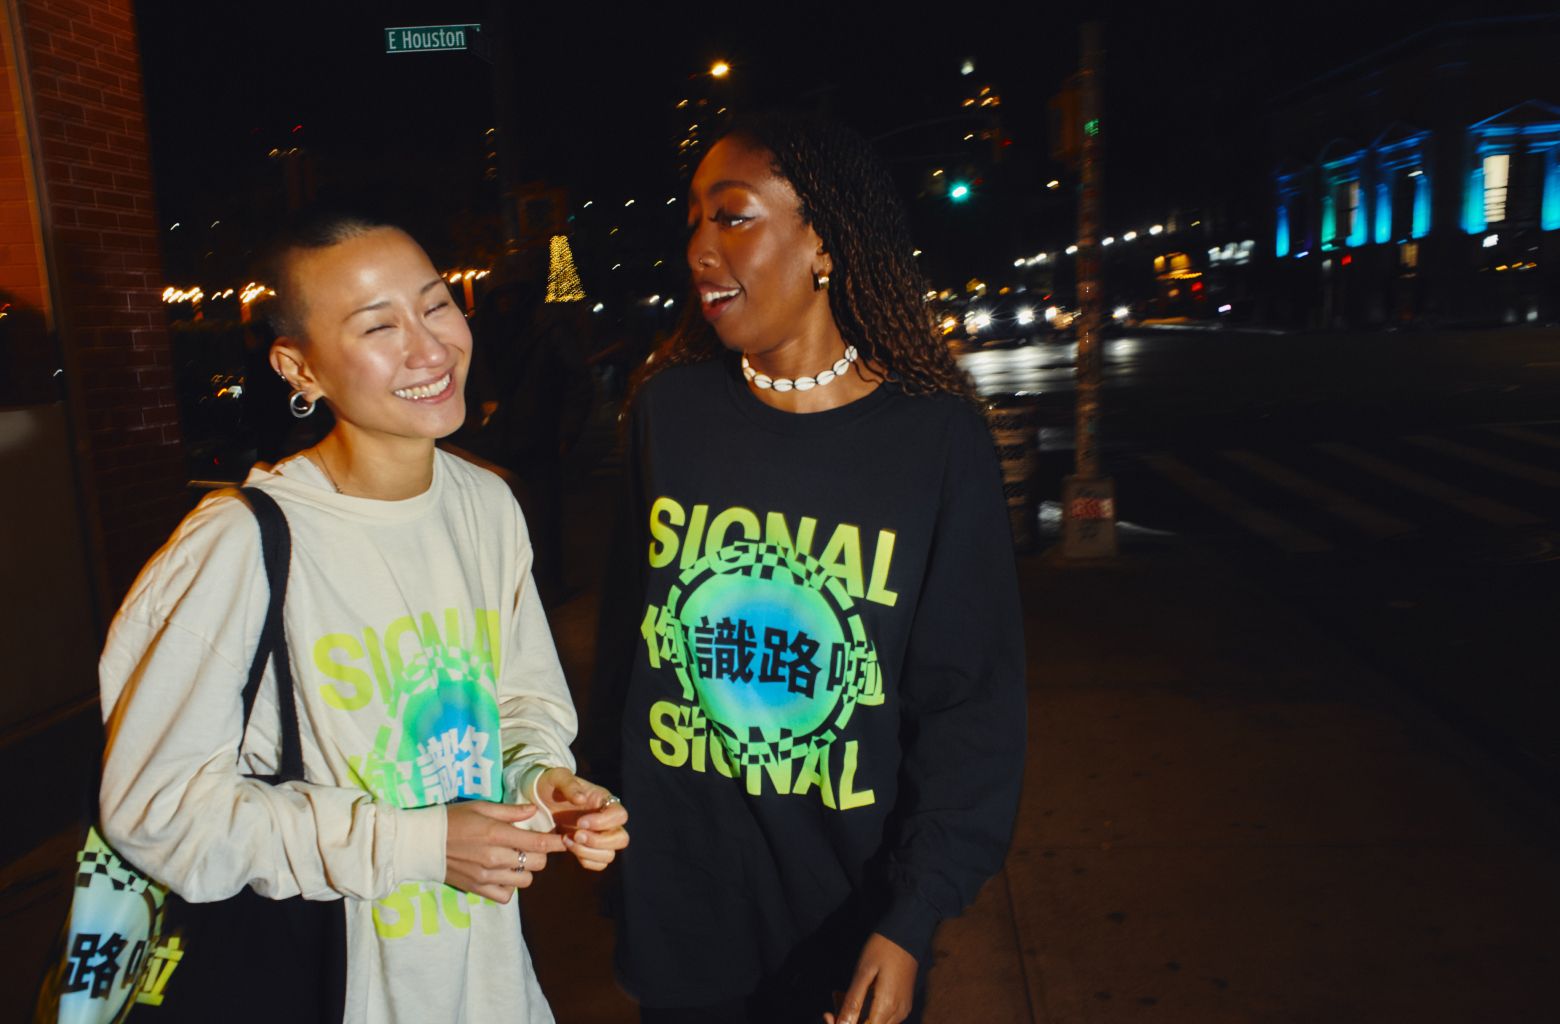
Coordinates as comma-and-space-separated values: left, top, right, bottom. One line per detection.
255, 209, 398, 341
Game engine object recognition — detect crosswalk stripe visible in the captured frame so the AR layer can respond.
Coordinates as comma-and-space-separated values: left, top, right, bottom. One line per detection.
1404, 435, 1560, 488
1314, 442, 1540, 527
1222, 449, 1414, 539
1482, 423, 1560, 452
1142, 454, 1333, 553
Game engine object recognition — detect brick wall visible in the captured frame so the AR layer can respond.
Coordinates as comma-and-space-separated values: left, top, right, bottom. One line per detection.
0, 39, 46, 313
6, 0, 186, 608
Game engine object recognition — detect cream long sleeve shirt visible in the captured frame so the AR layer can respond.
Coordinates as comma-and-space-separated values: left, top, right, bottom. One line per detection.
99, 450, 575, 1023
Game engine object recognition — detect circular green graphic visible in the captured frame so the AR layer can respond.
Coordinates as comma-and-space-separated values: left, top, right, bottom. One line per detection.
398, 645, 502, 804
665, 540, 877, 768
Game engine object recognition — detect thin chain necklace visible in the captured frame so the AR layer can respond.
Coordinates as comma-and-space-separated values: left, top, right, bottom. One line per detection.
742, 345, 858, 393
311, 448, 343, 494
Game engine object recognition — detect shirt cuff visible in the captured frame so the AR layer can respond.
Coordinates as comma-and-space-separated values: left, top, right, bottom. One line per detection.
390, 805, 448, 888
874, 889, 942, 966
510, 761, 565, 832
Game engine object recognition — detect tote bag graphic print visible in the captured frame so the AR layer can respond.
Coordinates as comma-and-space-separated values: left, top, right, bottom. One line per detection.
37, 826, 183, 1023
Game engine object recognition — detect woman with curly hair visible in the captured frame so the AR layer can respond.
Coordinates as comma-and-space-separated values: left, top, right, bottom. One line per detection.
586, 111, 1025, 1024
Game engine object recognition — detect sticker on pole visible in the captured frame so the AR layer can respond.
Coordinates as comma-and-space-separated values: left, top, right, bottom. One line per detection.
1061, 476, 1118, 558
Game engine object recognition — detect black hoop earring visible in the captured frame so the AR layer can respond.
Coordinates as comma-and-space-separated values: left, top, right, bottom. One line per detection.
812, 271, 830, 292
289, 390, 316, 419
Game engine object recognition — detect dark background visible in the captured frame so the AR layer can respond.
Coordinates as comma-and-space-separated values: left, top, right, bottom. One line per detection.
134, 1, 1556, 292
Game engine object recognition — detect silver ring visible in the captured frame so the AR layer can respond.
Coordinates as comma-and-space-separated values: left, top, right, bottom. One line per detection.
517, 850, 528, 871
602, 794, 621, 808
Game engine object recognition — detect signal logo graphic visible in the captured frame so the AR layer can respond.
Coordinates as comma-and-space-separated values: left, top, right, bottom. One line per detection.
641, 540, 884, 769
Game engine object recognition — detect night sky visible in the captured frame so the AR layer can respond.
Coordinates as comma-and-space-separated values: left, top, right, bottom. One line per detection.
132, 1, 1553, 285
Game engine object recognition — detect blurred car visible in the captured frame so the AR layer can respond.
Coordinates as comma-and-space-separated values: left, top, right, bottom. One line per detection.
932, 296, 970, 349
959, 293, 1078, 349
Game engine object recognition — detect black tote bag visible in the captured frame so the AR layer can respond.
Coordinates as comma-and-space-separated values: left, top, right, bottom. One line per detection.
145, 487, 346, 1023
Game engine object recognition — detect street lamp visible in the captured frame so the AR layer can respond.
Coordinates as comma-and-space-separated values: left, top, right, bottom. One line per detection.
710, 60, 730, 78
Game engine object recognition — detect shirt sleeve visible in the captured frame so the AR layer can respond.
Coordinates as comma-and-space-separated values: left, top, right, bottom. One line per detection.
498, 498, 579, 831
98, 497, 446, 904
872, 406, 1028, 962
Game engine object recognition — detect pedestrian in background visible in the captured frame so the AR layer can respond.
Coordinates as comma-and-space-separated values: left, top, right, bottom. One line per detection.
586, 112, 1025, 1024
462, 279, 594, 604
98, 211, 627, 1022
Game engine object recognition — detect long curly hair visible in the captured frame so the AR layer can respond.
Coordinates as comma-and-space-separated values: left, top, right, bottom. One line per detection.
636, 110, 974, 401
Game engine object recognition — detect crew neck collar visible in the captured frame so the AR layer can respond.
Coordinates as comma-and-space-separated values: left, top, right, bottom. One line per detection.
251, 448, 446, 521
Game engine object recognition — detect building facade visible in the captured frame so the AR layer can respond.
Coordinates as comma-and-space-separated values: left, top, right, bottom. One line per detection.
1268, 15, 1560, 327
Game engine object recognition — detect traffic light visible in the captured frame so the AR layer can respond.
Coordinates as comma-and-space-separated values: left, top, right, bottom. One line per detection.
948, 181, 972, 202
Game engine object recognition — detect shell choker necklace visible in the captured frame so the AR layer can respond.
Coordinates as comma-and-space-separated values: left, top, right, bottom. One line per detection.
741, 345, 858, 393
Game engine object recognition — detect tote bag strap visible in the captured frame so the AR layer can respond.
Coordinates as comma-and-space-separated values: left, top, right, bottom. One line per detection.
235, 486, 304, 783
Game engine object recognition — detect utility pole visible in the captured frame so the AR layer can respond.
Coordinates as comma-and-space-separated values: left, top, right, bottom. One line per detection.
485, 0, 522, 259
1060, 21, 1119, 559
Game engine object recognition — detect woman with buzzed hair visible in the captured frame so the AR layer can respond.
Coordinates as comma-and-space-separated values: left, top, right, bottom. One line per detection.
98, 211, 627, 1022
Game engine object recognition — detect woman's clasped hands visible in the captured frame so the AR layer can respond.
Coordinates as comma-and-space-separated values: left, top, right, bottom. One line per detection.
444, 767, 630, 901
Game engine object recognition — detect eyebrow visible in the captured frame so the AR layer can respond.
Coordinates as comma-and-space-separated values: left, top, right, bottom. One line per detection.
705, 179, 756, 197
343, 278, 446, 322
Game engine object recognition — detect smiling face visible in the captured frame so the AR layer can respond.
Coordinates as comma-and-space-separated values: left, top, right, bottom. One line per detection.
686, 137, 834, 357
274, 227, 470, 446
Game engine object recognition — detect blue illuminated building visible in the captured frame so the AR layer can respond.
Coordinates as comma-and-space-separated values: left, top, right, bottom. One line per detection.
1267, 15, 1560, 327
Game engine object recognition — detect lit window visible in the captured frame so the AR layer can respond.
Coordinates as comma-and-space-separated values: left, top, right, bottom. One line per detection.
1345, 181, 1363, 246
1399, 241, 1419, 269
1547, 151, 1560, 231
1483, 154, 1510, 224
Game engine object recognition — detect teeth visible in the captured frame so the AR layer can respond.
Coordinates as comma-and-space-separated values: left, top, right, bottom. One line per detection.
393, 373, 451, 400
701, 288, 740, 305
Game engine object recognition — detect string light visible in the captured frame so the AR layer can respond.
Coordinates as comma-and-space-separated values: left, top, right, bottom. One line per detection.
156, 282, 277, 304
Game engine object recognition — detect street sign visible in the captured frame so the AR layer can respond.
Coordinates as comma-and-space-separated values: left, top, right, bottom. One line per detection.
384, 24, 479, 54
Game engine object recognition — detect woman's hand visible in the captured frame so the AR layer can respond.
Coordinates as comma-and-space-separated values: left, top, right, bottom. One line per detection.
824, 933, 919, 1024
444, 801, 568, 902
535, 766, 630, 871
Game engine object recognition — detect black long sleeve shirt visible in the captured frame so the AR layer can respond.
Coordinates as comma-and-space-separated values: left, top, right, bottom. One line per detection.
585, 358, 1026, 1007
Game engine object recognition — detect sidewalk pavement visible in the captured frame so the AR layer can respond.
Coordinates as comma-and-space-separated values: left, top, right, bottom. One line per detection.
917, 537, 1560, 1023
6, 460, 1558, 1022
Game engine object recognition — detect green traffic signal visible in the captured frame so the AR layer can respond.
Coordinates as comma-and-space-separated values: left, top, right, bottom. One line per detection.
949, 181, 971, 202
